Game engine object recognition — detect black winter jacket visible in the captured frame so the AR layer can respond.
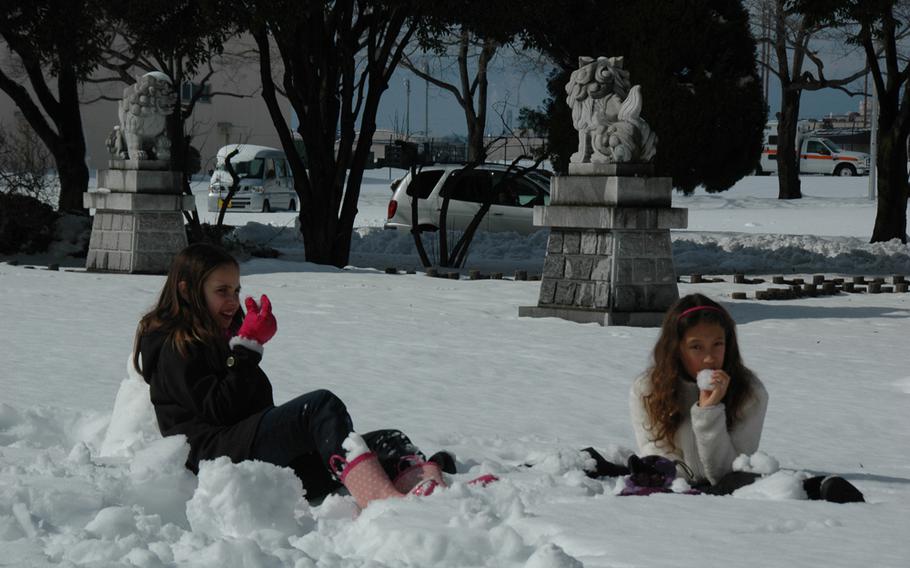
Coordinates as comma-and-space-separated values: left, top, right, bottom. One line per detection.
139, 329, 274, 472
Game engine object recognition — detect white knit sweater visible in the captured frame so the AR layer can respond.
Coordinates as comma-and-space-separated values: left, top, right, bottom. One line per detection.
629, 373, 768, 485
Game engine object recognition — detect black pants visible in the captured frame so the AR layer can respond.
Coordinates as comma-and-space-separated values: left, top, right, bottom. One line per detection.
699, 471, 833, 499
249, 389, 424, 502
584, 449, 834, 500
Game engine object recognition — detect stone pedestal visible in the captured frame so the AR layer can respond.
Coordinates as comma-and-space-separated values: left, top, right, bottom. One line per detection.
518, 171, 687, 327
83, 160, 193, 274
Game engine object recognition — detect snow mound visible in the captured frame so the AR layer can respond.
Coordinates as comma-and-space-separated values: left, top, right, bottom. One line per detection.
186, 457, 309, 543
99, 355, 161, 457
733, 470, 807, 501
525, 543, 584, 568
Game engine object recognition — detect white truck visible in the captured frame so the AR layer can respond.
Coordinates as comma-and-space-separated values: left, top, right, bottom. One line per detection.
757, 122, 870, 176
206, 145, 297, 212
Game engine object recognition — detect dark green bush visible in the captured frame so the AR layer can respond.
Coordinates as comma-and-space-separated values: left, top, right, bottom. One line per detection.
0, 193, 59, 254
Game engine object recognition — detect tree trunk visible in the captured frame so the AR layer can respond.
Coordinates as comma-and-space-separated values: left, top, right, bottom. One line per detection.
466, 117, 485, 163
776, 89, 802, 200
871, 125, 909, 243
54, 74, 90, 213
55, 153, 89, 212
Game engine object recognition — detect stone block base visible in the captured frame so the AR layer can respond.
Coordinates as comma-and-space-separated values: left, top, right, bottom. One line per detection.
520, 172, 686, 327
518, 306, 665, 327
85, 210, 187, 273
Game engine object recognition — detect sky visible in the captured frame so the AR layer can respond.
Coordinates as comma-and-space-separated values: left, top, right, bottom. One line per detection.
373, 35, 884, 139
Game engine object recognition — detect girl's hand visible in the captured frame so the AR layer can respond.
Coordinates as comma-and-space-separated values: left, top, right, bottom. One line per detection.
698, 370, 730, 407
236, 295, 277, 345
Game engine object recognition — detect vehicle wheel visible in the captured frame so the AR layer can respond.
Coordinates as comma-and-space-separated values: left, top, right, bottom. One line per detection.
835, 164, 856, 177
288, 199, 296, 212
262, 200, 271, 212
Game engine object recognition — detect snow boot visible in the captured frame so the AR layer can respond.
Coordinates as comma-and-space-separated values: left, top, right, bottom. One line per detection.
819, 476, 864, 503
334, 452, 403, 509
393, 455, 447, 496
428, 450, 457, 474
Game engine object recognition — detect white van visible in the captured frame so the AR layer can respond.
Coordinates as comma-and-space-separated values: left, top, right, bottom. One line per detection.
758, 122, 870, 176
207, 145, 297, 212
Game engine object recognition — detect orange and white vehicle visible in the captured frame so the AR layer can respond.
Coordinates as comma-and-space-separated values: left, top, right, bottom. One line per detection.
757, 122, 870, 176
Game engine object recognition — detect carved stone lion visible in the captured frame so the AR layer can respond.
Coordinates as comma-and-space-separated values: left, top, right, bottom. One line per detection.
107, 72, 176, 161
565, 56, 657, 164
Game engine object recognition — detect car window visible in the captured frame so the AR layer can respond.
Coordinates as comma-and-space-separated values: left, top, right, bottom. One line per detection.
234, 158, 264, 179
406, 170, 445, 199
821, 138, 842, 152
439, 170, 493, 203
492, 172, 548, 207
274, 159, 287, 178
806, 140, 827, 154
264, 159, 277, 179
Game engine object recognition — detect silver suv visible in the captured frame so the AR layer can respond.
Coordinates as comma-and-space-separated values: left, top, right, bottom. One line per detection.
384, 164, 551, 235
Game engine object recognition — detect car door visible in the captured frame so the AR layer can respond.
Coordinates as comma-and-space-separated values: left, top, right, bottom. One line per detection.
437, 169, 493, 233
802, 139, 832, 174
487, 172, 549, 234
402, 169, 445, 227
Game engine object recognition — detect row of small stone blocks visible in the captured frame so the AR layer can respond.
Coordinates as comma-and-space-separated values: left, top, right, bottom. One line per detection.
384, 267, 541, 281
730, 279, 908, 300
689, 274, 907, 286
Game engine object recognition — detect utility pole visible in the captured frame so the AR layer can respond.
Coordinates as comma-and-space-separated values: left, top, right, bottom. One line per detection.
404, 78, 411, 139
761, 1, 771, 103
868, 78, 878, 201
424, 60, 429, 140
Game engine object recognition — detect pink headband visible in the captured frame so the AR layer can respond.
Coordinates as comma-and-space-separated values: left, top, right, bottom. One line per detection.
678, 305, 723, 320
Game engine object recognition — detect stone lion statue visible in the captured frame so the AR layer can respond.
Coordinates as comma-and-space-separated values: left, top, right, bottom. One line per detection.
107, 72, 176, 161
565, 56, 657, 164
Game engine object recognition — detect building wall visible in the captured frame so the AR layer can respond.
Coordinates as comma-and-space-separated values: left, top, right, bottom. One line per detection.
0, 38, 289, 177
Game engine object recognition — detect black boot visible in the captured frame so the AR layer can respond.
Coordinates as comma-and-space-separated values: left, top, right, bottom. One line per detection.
819, 476, 864, 503
581, 447, 630, 478
428, 450, 457, 474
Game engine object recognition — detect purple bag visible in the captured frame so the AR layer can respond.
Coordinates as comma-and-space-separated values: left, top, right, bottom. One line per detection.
618, 455, 700, 496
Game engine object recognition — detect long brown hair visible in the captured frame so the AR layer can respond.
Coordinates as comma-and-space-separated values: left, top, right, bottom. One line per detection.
643, 293, 756, 450
132, 243, 242, 375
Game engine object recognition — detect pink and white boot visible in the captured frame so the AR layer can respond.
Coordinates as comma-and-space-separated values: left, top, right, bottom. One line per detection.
393, 455, 447, 497
331, 434, 403, 509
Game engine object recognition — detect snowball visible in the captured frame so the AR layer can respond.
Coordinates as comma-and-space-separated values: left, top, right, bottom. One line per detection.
342, 432, 370, 461
733, 451, 780, 475
696, 369, 716, 391
671, 477, 693, 493
748, 452, 780, 475
524, 543, 584, 568
186, 457, 307, 541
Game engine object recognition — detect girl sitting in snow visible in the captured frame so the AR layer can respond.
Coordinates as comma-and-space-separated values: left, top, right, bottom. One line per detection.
588, 293, 863, 503
133, 243, 452, 509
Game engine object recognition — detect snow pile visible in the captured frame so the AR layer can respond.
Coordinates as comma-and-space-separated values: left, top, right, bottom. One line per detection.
187, 457, 309, 542
99, 356, 161, 457
733, 471, 809, 501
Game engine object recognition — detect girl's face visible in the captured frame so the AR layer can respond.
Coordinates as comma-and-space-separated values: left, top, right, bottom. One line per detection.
202, 263, 241, 331
679, 322, 726, 378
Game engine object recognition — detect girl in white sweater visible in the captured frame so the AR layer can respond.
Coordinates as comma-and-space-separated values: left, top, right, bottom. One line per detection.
623, 293, 863, 502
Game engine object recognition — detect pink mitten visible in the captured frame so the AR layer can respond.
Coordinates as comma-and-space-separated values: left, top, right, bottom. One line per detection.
231, 295, 277, 351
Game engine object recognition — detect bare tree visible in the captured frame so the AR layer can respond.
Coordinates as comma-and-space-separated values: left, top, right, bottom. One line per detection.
750, 0, 868, 199
401, 30, 499, 162
0, 117, 58, 203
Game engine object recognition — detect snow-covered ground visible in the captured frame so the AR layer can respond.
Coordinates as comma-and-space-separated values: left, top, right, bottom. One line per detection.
1, 174, 909, 567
